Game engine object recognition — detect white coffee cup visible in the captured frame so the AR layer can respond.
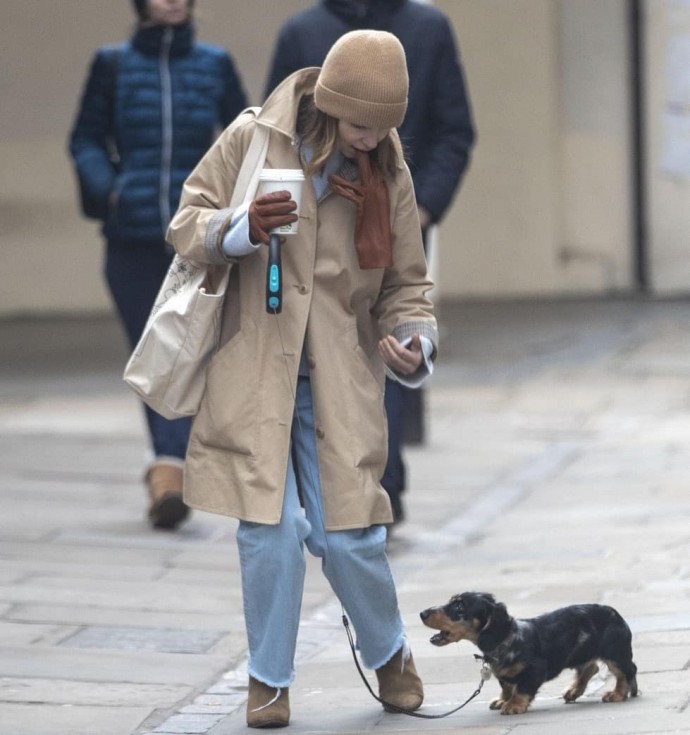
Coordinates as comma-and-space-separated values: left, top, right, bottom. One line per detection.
258, 169, 305, 235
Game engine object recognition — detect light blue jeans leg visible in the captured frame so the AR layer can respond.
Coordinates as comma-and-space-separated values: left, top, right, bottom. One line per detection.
236, 449, 311, 688
236, 377, 405, 687
292, 377, 405, 670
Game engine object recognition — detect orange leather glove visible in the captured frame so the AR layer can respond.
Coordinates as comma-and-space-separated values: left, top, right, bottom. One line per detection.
247, 190, 298, 245
329, 149, 392, 269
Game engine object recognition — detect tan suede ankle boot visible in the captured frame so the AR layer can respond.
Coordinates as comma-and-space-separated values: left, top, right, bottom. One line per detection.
246, 676, 290, 728
145, 462, 188, 530
375, 646, 424, 712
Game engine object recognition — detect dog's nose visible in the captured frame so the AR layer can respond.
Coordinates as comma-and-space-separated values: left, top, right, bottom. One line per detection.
420, 609, 430, 621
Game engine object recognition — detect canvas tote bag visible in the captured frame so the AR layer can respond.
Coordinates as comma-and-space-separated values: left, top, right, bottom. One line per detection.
123, 111, 268, 419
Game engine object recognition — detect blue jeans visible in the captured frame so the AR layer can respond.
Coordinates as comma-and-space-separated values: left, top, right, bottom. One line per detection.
105, 241, 191, 459
237, 377, 405, 688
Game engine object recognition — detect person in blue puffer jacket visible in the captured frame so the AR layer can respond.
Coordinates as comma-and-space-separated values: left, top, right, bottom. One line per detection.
68, 0, 248, 530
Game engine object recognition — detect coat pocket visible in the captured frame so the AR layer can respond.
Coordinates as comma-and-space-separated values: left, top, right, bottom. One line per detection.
196, 326, 260, 457
341, 343, 387, 468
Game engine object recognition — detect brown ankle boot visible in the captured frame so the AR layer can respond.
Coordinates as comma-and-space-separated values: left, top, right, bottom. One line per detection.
246, 676, 290, 728
376, 646, 424, 712
145, 463, 189, 530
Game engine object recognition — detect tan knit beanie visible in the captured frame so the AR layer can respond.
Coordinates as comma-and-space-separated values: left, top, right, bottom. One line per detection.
314, 30, 408, 129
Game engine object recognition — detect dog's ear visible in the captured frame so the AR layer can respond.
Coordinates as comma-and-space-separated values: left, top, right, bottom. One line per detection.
467, 593, 496, 629
492, 602, 510, 626
477, 593, 497, 606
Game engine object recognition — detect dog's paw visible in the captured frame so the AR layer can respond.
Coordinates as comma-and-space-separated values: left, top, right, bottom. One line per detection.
602, 690, 626, 703
563, 685, 584, 703
501, 698, 530, 715
489, 697, 505, 710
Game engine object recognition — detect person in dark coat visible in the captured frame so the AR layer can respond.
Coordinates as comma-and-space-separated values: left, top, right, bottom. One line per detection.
265, 0, 475, 526
68, 0, 247, 530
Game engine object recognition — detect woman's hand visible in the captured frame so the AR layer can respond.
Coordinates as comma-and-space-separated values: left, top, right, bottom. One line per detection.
378, 334, 423, 376
247, 190, 298, 245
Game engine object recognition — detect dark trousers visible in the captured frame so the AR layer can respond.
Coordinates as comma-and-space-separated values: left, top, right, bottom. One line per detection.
105, 240, 192, 460
381, 378, 426, 522
381, 377, 407, 521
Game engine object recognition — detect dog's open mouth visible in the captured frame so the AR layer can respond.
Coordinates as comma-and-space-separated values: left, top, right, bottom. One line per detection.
430, 630, 451, 646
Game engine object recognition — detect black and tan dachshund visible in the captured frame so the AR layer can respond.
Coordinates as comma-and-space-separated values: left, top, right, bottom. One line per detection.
420, 592, 638, 715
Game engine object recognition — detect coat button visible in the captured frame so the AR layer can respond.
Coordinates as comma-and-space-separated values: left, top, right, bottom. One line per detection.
308, 356, 316, 369
298, 284, 309, 294
315, 427, 325, 439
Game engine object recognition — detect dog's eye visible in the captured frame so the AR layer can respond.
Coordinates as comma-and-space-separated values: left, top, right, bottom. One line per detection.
449, 600, 465, 617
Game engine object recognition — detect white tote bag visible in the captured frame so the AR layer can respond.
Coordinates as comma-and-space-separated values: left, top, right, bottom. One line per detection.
123, 112, 268, 420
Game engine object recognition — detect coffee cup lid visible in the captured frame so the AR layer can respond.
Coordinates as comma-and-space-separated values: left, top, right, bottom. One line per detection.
259, 169, 305, 181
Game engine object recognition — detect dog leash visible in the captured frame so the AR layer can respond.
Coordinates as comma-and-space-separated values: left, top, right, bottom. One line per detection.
269, 260, 489, 719
342, 613, 491, 718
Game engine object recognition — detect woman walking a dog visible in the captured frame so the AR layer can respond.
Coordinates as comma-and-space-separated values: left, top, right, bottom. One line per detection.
167, 30, 437, 728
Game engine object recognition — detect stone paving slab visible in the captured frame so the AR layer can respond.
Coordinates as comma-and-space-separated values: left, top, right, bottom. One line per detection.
0, 577, 238, 615
60, 625, 226, 654
0, 703, 152, 735
0, 646, 230, 685
507, 710, 690, 735
7, 603, 242, 631
0, 621, 68, 647
0, 678, 191, 707
0, 539, 179, 566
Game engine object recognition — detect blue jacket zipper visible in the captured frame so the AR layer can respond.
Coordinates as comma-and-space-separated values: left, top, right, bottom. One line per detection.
159, 27, 174, 238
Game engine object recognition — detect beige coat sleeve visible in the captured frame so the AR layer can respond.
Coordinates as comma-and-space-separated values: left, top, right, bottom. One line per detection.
374, 162, 439, 356
166, 112, 256, 265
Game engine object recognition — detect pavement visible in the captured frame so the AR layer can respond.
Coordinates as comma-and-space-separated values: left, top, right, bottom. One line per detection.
1, 297, 689, 735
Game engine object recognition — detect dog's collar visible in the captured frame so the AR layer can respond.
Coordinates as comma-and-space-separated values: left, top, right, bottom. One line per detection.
480, 632, 516, 666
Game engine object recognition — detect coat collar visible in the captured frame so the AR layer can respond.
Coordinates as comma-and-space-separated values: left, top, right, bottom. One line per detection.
132, 22, 194, 57
257, 67, 321, 141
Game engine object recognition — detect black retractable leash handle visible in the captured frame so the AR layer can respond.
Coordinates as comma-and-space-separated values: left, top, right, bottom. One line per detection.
266, 233, 282, 313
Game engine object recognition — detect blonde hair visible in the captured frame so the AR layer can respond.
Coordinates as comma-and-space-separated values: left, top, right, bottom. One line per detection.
297, 95, 399, 179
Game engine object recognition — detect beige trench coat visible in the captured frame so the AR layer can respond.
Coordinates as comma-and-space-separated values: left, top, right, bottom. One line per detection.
167, 68, 438, 530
